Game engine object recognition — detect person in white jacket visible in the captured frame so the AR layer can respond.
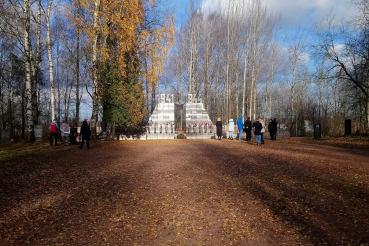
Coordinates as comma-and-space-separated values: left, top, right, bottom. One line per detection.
228, 119, 235, 140
259, 118, 266, 144
60, 120, 70, 146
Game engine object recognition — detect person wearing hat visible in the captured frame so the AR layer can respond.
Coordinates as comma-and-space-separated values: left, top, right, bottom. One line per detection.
49, 119, 59, 146
216, 118, 222, 140
79, 120, 91, 149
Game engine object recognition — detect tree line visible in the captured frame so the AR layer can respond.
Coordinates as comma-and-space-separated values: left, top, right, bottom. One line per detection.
0, 0, 174, 141
165, 0, 368, 137
0, 0, 368, 141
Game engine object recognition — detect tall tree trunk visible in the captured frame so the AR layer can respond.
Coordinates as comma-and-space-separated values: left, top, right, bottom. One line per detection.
214, 62, 220, 119
291, 57, 297, 136
204, 23, 211, 110
144, 49, 150, 112
24, 0, 34, 142
188, 1, 194, 95
57, 39, 61, 122
22, 87, 25, 140
31, 0, 41, 125
47, 0, 56, 121
242, 32, 251, 119
75, 3, 80, 124
226, 0, 232, 120
90, 0, 101, 139
268, 44, 276, 119
264, 74, 269, 122
7, 55, 13, 135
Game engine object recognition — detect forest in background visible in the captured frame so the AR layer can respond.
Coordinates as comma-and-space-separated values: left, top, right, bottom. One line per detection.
0, 0, 368, 141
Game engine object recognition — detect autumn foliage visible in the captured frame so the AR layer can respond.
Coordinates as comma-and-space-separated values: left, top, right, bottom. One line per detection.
74, 0, 175, 127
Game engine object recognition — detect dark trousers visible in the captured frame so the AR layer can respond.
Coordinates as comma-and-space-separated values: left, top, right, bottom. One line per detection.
270, 131, 274, 140
273, 131, 277, 140
80, 139, 90, 149
50, 132, 58, 145
261, 133, 264, 144
246, 130, 252, 140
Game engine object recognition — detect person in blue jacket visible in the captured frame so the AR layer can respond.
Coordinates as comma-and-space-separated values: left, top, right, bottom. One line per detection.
236, 116, 243, 141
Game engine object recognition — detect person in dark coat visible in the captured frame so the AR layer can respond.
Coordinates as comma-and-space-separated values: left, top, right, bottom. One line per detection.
252, 118, 263, 146
79, 121, 91, 149
271, 118, 278, 141
244, 117, 252, 141
268, 119, 273, 140
216, 118, 222, 140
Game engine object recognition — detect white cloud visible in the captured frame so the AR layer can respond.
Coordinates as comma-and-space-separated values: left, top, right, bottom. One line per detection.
199, 0, 358, 28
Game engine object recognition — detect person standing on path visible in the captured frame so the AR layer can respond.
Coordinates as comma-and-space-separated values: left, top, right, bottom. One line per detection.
216, 118, 222, 140
60, 120, 70, 146
244, 117, 252, 141
237, 116, 243, 141
271, 118, 278, 141
259, 118, 266, 144
228, 119, 234, 140
252, 118, 263, 146
79, 121, 91, 149
49, 119, 59, 146
268, 119, 274, 140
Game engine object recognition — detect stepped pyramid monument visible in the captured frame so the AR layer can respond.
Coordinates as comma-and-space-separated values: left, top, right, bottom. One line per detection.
147, 94, 213, 139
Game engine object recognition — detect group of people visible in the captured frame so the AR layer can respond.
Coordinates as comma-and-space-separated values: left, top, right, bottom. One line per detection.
215, 116, 278, 145
49, 119, 91, 149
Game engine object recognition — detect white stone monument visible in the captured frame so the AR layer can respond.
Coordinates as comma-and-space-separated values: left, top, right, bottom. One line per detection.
147, 94, 213, 139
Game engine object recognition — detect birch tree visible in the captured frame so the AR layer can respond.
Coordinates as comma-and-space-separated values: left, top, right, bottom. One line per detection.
23, 0, 35, 141
288, 29, 307, 136
46, 0, 56, 121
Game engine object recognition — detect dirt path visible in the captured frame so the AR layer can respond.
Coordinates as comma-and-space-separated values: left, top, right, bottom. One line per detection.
1, 139, 369, 245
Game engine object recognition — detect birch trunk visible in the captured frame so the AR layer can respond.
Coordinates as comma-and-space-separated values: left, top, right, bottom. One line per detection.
268, 44, 276, 119
252, 67, 260, 120
249, 24, 259, 119
57, 38, 61, 122
290, 56, 297, 136
7, 53, 13, 133
242, 31, 251, 119
204, 18, 212, 110
47, 0, 56, 121
90, 0, 101, 139
75, 3, 81, 124
32, 0, 41, 125
264, 74, 269, 122
226, 4, 230, 120
188, 1, 194, 95
23, 0, 34, 141
214, 62, 220, 119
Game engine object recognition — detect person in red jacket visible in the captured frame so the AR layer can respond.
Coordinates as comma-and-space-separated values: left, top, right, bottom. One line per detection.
49, 119, 59, 146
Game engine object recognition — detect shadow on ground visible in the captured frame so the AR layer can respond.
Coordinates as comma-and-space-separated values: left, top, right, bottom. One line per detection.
199, 140, 369, 245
